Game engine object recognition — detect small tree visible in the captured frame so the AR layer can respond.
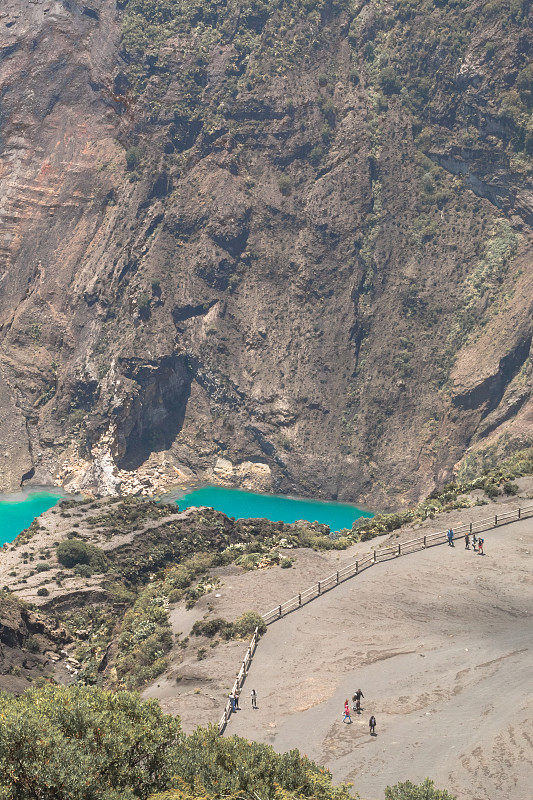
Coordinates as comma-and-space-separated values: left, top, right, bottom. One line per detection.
232, 610, 266, 638
125, 146, 142, 171
278, 173, 292, 196
385, 778, 456, 800
56, 540, 108, 573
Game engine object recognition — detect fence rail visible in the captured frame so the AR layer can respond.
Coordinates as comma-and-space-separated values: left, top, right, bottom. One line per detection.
218, 501, 533, 733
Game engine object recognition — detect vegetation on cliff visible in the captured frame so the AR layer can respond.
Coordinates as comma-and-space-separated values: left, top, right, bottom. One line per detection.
119, 0, 533, 162
352, 445, 533, 539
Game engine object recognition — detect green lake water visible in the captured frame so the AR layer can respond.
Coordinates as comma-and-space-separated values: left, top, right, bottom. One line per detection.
174, 486, 373, 532
0, 491, 62, 547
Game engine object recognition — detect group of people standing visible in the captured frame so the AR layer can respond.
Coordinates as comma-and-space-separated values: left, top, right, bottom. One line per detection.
229, 688, 258, 712
464, 532, 484, 554
447, 528, 485, 554
342, 689, 376, 735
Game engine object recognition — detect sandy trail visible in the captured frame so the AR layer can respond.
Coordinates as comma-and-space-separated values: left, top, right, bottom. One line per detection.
228, 520, 533, 800
143, 495, 533, 800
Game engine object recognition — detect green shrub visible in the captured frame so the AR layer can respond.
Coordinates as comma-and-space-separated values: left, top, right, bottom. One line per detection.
280, 558, 293, 568
116, 586, 173, 689
309, 146, 323, 165
74, 563, 93, 578
385, 778, 456, 799
26, 635, 40, 653
191, 618, 233, 639
0, 684, 180, 799
171, 726, 352, 800
278, 173, 292, 195
137, 292, 151, 320
37, 587, 49, 597
232, 610, 266, 638
503, 481, 519, 495
125, 145, 142, 171
236, 552, 263, 570
35, 562, 51, 572
56, 539, 108, 573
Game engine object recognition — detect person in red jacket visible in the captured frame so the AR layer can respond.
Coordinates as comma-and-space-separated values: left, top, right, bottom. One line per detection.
343, 699, 352, 723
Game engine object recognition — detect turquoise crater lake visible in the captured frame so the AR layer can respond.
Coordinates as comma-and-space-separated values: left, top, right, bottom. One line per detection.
174, 486, 373, 532
0, 491, 62, 547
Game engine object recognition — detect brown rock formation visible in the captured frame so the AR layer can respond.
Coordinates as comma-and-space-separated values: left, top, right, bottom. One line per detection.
0, 0, 531, 508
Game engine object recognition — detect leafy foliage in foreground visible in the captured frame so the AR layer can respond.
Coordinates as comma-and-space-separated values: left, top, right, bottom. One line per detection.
0, 685, 353, 800
385, 778, 456, 800
0, 684, 180, 800
161, 726, 353, 800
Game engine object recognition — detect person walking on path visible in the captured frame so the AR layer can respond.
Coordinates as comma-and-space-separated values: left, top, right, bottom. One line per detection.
472, 533, 478, 551
465, 533, 470, 549
234, 688, 241, 710
251, 689, 258, 709
447, 529, 454, 547
229, 692, 236, 713
369, 715, 376, 735
478, 537, 484, 555
343, 700, 352, 723
352, 689, 364, 712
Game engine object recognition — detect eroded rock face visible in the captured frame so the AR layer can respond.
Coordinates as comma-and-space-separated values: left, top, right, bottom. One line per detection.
0, 0, 531, 507
0, 595, 71, 693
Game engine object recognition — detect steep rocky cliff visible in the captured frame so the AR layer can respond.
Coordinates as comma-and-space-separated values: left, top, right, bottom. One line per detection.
0, 0, 531, 508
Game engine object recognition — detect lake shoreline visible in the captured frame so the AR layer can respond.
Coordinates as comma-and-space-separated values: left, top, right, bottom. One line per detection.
0, 483, 374, 545
166, 485, 374, 533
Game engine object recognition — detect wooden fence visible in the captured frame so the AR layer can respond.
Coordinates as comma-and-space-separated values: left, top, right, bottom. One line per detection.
218, 501, 533, 733
218, 626, 260, 734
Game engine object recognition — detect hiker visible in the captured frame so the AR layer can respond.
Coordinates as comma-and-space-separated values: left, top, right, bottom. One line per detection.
465, 533, 470, 550
352, 689, 364, 712
251, 689, 258, 709
229, 692, 236, 713
343, 700, 352, 724
369, 715, 376, 735
447, 529, 454, 547
472, 533, 477, 550
478, 537, 484, 555
234, 688, 241, 710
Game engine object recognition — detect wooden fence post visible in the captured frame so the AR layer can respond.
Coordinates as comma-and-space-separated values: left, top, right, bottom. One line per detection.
298, 593, 301, 606
423, 535, 426, 547
495, 514, 498, 525
398, 543, 401, 556
336, 571, 339, 584
278, 605, 282, 617
318, 581, 321, 595
469, 522, 472, 534
373, 550, 377, 563
356, 560, 359, 574
518, 507, 521, 519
